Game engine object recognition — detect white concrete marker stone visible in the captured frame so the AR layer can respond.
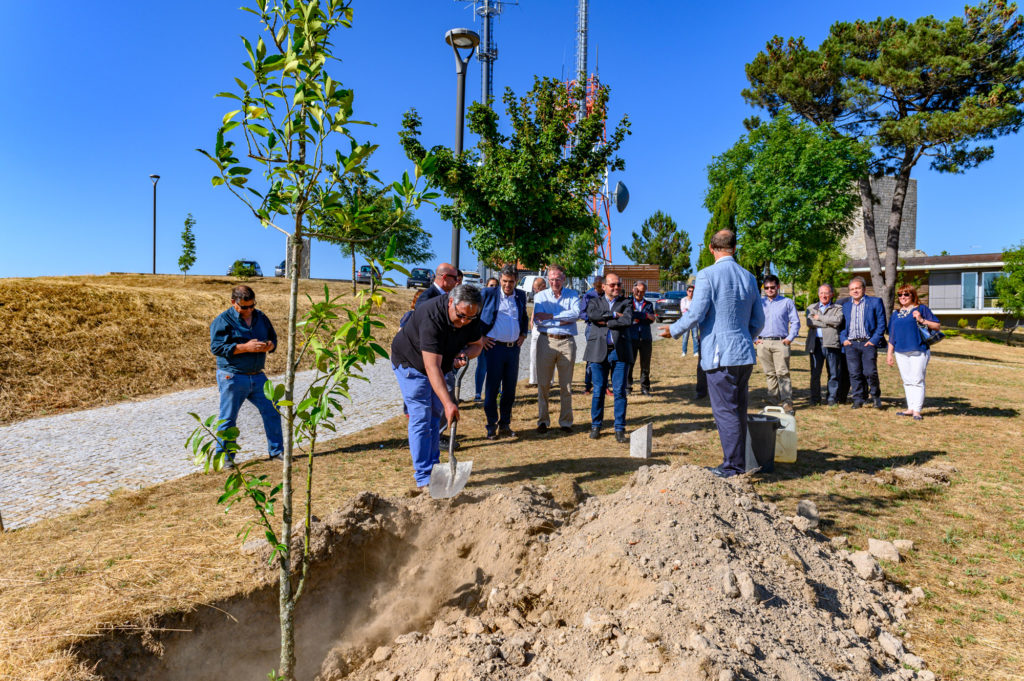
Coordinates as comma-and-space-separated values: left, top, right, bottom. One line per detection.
630, 423, 653, 459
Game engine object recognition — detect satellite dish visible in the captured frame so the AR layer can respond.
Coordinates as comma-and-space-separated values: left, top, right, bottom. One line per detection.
613, 181, 629, 213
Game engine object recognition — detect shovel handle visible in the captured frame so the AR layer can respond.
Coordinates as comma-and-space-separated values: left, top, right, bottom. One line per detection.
448, 422, 458, 471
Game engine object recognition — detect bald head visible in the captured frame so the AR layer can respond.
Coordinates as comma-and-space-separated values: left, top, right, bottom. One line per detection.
709, 229, 736, 253
434, 262, 458, 292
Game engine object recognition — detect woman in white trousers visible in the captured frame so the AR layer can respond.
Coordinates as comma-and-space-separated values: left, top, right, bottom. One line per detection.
886, 285, 941, 420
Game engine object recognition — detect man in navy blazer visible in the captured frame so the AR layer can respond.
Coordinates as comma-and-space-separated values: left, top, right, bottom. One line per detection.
415, 262, 458, 308
626, 280, 657, 395
658, 229, 764, 477
839, 276, 888, 409
584, 273, 634, 442
478, 264, 530, 439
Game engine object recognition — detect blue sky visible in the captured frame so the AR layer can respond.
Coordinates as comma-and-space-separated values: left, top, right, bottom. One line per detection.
1, 0, 1021, 279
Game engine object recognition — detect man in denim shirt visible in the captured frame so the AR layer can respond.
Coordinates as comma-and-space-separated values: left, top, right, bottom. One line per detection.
209, 285, 283, 467
658, 230, 764, 477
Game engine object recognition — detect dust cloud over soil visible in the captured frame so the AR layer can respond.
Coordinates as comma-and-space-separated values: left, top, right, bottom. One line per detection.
85, 465, 931, 681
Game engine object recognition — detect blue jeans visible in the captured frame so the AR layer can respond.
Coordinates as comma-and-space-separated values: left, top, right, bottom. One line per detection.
215, 370, 284, 457
484, 343, 521, 432
394, 364, 442, 486
590, 348, 628, 431
474, 351, 487, 398
845, 341, 879, 404
681, 327, 698, 354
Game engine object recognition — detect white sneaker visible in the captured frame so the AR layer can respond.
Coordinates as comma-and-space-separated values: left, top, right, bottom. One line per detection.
681, 352, 687, 357
693, 352, 699, 357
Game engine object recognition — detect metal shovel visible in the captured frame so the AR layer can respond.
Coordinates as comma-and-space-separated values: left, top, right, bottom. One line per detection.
429, 422, 473, 499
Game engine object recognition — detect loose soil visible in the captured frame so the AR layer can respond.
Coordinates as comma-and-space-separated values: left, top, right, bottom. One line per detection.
78, 466, 927, 681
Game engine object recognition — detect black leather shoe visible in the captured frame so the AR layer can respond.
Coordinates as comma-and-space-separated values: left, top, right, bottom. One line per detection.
498, 426, 516, 438
827, 399, 836, 406
589, 427, 601, 439
486, 431, 498, 441
439, 435, 461, 450
641, 388, 651, 396
223, 456, 236, 470
873, 399, 884, 409
707, 465, 736, 479
851, 402, 863, 409
537, 423, 549, 435
615, 431, 628, 444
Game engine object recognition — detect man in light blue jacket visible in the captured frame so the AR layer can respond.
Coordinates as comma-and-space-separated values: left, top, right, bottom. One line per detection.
659, 229, 764, 477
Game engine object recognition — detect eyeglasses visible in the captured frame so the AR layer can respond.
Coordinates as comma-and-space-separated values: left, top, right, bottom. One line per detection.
236, 302, 255, 310
606, 283, 622, 288
898, 293, 912, 298
441, 272, 457, 280
763, 286, 777, 290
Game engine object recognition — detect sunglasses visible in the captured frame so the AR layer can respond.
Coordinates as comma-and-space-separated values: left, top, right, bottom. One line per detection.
236, 302, 255, 310
454, 309, 478, 321
898, 293, 912, 298
763, 285, 777, 290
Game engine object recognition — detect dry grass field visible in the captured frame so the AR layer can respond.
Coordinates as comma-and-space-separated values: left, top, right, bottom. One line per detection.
0, 274, 414, 425
0, 275, 1022, 679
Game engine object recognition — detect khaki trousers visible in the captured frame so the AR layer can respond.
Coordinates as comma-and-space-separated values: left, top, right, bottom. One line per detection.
536, 333, 576, 427
756, 339, 792, 405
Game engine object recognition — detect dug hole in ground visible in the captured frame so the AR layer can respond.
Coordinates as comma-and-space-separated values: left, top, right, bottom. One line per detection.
79, 464, 930, 681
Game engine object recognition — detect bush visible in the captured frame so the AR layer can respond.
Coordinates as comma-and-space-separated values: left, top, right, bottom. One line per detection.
229, 260, 256, 280
977, 316, 1003, 330
944, 329, 960, 337
957, 318, 969, 328
792, 293, 811, 310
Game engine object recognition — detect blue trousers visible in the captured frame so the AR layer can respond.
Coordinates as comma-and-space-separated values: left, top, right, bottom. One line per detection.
215, 370, 284, 457
484, 343, 521, 432
584, 362, 594, 391
680, 327, 698, 354
394, 364, 442, 486
845, 341, 879, 404
809, 344, 842, 403
590, 348, 628, 431
474, 351, 487, 398
705, 364, 752, 475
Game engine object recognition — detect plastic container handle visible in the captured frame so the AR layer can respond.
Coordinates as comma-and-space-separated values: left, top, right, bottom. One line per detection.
763, 406, 786, 415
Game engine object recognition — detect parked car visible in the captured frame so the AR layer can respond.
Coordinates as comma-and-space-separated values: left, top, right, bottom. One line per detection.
275, 260, 286, 277
227, 260, 263, 277
518, 274, 543, 302
406, 267, 433, 289
654, 290, 688, 322
462, 271, 482, 287
355, 264, 381, 285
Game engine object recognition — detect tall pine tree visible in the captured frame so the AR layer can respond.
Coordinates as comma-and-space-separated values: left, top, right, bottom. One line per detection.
622, 210, 692, 289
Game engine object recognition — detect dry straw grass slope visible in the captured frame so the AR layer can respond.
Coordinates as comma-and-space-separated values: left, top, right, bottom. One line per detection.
0, 274, 413, 424
0, 278, 1022, 680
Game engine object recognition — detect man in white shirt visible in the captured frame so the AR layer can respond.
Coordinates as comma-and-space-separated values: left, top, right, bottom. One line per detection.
478, 265, 529, 439
532, 264, 582, 433
679, 284, 698, 356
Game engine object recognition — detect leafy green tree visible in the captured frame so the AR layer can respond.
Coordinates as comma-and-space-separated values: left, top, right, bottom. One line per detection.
178, 213, 197, 278
804, 241, 849, 294
995, 240, 1024, 333
743, 0, 1024, 317
195, 2, 433, 678
622, 211, 692, 289
699, 181, 739, 272
400, 76, 630, 272
704, 112, 869, 285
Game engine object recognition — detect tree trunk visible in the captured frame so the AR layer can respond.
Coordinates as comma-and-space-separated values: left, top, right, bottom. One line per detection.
351, 244, 357, 296
857, 176, 885, 304
882, 163, 915, 322
278, 227, 301, 680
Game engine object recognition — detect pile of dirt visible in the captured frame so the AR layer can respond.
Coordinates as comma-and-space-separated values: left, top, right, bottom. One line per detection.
315, 465, 931, 681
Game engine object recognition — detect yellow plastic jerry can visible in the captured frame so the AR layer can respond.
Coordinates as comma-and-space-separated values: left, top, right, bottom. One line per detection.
762, 406, 797, 463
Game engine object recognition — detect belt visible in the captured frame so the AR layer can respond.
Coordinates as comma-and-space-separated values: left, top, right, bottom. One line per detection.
849, 337, 869, 342
759, 336, 783, 341
537, 331, 571, 337
489, 340, 517, 347
238, 371, 264, 375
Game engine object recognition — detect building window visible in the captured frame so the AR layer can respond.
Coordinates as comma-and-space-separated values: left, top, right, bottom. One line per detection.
962, 272, 978, 309
982, 272, 1004, 308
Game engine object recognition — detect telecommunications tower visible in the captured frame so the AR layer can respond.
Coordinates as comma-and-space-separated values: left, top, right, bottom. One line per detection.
461, 0, 518, 105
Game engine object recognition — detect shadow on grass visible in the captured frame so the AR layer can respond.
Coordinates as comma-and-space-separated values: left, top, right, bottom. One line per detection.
930, 348, 1023, 364
478, 455, 671, 487
924, 395, 1019, 418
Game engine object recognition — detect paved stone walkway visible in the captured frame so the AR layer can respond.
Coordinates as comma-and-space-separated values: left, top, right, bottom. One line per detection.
0, 332, 601, 530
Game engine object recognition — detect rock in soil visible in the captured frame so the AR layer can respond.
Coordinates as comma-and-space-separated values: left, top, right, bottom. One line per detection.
312, 465, 924, 681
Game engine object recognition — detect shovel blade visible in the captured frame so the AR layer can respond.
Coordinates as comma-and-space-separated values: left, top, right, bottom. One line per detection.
428, 460, 473, 499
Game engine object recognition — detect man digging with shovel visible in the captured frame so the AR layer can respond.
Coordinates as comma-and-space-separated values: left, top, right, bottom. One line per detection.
391, 284, 484, 496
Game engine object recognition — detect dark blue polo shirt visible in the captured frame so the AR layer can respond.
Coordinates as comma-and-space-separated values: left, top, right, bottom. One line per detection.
210, 307, 278, 373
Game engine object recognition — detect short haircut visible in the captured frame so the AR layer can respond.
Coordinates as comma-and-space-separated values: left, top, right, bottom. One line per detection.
450, 283, 482, 308
818, 283, 835, 295
634, 280, 647, 289
709, 229, 737, 251
500, 264, 518, 280
231, 285, 255, 302
848, 275, 867, 289
593, 275, 603, 283
763, 274, 780, 287
546, 264, 566, 277
897, 284, 919, 305
486, 277, 499, 287
686, 284, 695, 291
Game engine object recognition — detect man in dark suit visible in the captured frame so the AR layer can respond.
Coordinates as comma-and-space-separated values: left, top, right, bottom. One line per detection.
584, 273, 633, 442
415, 262, 458, 307
579, 275, 604, 394
626, 280, 657, 395
478, 265, 530, 439
840, 276, 888, 409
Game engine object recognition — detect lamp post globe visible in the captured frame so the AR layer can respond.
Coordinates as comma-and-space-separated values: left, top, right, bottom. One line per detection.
149, 174, 160, 275
445, 28, 479, 269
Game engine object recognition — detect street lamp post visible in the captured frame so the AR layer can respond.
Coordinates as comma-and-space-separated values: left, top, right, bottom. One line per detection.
149, 174, 160, 274
445, 27, 479, 270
